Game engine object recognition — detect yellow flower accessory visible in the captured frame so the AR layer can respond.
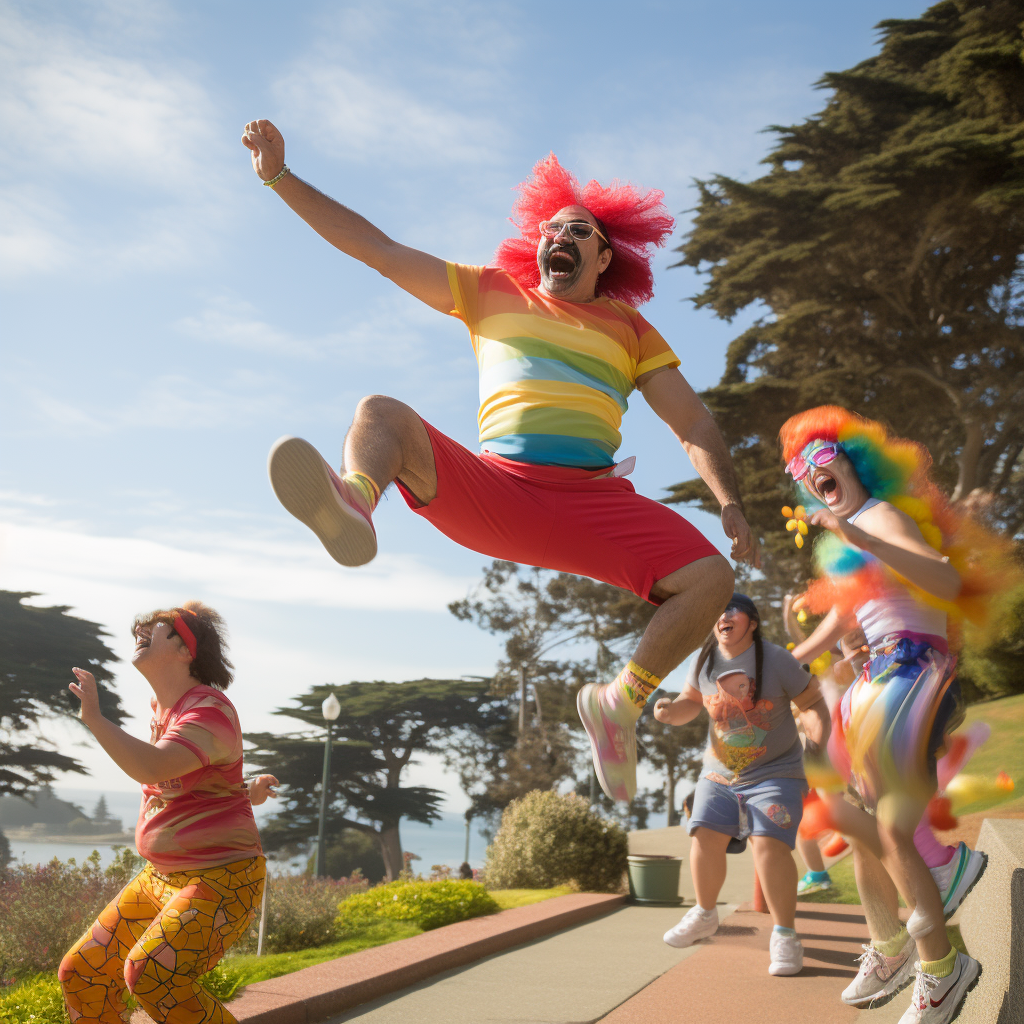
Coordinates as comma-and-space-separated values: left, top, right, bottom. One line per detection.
782, 505, 808, 548
809, 650, 831, 676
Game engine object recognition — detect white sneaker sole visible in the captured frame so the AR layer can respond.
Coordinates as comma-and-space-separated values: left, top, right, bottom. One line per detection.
268, 436, 377, 567
768, 960, 803, 976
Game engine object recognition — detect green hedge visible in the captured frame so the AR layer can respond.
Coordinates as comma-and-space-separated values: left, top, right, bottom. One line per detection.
336, 879, 499, 932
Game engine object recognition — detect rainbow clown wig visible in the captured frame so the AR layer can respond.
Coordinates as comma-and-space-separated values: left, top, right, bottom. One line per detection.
780, 406, 1015, 632
493, 154, 675, 308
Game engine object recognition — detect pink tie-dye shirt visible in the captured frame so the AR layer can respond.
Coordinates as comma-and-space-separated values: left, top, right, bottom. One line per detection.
136, 686, 262, 873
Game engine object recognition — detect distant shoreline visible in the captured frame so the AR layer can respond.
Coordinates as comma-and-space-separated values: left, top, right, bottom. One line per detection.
4, 829, 135, 845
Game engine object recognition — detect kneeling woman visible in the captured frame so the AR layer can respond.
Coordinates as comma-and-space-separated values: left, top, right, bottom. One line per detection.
60, 602, 265, 1024
654, 594, 829, 976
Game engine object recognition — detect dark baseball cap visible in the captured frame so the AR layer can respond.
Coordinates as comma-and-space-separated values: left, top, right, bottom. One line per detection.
725, 593, 760, 621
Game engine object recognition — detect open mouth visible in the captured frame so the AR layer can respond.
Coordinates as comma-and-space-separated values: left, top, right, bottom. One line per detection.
546, 245, 578, 278
812, 469, 840, 506
717, 620, 734, 638
134, 632, 152, 652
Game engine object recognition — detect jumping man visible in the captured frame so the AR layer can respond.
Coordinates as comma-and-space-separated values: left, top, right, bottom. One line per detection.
241, 120, 759, 802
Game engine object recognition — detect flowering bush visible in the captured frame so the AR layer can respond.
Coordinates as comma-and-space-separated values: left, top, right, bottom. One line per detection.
335, 879, 499, 932
484, 790, 627, 892
232, 871, 370, 954
0, 847, 143, 979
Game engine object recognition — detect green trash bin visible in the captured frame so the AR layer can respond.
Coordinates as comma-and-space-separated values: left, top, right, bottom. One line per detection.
627, 854, 683, 905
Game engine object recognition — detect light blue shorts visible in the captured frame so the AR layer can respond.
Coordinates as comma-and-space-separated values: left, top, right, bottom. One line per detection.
687, 774, 807, 850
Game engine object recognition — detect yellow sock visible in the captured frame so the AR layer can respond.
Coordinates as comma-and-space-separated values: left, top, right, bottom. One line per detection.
921, 945, 958, 979
614, 660, 661, 710
342, 471, 381, 512
874, 927, 909, 958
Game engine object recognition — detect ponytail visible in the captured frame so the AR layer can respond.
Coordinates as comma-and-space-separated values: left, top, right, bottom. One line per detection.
695, 633, 717, 681
752, 626, 764, 704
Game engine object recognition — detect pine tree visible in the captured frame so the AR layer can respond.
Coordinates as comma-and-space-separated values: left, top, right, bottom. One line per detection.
668, 1, 1024, 630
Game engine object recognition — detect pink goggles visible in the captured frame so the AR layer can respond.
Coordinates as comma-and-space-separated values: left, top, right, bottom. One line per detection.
786, 441, 844, 482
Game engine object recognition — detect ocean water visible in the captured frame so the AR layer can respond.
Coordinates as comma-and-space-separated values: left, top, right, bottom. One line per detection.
6, 790, 491, 872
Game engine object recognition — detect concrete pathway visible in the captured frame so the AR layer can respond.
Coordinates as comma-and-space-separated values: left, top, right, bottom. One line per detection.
320, 903, 735, 1024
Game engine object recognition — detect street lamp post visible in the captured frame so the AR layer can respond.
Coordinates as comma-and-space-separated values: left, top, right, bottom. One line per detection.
314, 691, 341, 878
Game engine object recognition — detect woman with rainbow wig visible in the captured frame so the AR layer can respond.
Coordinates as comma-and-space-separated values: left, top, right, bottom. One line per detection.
780, 407, 1000, 1024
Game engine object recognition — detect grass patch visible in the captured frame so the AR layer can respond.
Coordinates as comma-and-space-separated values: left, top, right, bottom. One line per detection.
202, 921, 423, 1001
954, 692, 1024, 816
799, 854, 861, 905
489, 886, 575, 910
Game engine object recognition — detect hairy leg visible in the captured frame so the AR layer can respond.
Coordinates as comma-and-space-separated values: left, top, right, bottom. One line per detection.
877, 820, 950, 962
634, 555, 734, 676
690, 826, 733, 910
852, 839, 903, 943
826, 794, 884, 858
343, 394, 437, 504
750, 835, 798, 930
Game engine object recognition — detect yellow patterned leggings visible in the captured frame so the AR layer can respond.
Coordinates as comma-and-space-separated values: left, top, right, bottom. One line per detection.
59, 856, 265, 1024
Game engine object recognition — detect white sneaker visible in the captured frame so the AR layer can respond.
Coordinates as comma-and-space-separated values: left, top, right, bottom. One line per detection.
897, 952, 981, 1023
768, 930, 803, 976
929, 842, 987, 919
663, 904, 719, 948
841, 933, 917, 1007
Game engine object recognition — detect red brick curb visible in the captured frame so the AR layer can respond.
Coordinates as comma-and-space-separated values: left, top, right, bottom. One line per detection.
132, 892, 625, 1024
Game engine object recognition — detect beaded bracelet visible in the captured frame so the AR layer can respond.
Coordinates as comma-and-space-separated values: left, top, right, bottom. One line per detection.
264, 165, 290, 188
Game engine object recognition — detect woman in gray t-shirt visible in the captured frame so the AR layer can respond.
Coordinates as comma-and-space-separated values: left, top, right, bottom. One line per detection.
653, 593, 830, 978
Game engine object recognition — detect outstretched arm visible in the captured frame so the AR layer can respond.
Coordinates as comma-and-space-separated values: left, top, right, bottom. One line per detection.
810, 503, 961, 603
639, 367, 760, 567
791, 607, 852, 664
242, 119, 453, 313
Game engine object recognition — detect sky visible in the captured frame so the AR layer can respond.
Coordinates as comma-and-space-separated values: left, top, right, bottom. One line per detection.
1, 0, 931, 810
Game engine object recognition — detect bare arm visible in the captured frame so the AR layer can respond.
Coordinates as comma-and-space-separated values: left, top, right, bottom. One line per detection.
653, 684, 706, 726
810, 503, 961, 603
791, 607, 853, 664
70, 669, 202, 784
242, 119, 453, 313
639, 367, 760, 567
798, 698, 830, 758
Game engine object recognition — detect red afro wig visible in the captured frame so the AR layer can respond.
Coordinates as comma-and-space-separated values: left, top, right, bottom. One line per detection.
493, 154, 675, 307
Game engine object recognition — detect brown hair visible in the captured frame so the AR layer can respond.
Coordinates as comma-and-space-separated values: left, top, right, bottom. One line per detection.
132, 600, 234, 690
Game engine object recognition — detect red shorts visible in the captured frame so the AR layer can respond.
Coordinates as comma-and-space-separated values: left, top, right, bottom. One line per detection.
395, 420, 721, 605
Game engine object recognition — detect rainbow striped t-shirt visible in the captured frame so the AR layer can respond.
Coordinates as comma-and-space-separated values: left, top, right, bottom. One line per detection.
447, 263, 680, 468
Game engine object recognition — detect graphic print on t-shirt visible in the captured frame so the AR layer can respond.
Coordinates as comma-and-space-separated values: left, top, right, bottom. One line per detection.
703, 669, 775, 775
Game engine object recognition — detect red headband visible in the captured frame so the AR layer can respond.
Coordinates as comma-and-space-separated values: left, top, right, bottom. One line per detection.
172, 614, 198, 659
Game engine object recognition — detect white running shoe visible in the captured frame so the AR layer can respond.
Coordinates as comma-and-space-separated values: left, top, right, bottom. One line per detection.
930, 842, 987, 919
268, 436, 377, 567
897, 952, 981, 1024
577, 683, 637, 802
662, 904, 719, 948
841, 933, 917, 1007
768, 931, 803, 976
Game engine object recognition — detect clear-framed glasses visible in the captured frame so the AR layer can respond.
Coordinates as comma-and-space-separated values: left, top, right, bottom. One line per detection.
786, 441, 845, 481
538, 219, 608, 244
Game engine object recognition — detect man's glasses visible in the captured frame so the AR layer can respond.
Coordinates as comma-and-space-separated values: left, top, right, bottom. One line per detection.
786, 441, 845, 482
538, 219, 608, 244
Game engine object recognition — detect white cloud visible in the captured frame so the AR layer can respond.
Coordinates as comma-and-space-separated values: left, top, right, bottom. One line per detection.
0, 3, 233, 276
0, 519, 475, 613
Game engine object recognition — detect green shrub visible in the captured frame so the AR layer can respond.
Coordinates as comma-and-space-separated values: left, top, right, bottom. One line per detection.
484, 790, 627, 892
0, 974, 71, 1024
232, 872, 369, 954
0, 847, 143, 979
336, 879, 499, 932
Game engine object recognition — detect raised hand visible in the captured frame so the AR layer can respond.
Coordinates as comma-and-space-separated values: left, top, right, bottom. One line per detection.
70, 667, 102, 727
242, 119, 286, 181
